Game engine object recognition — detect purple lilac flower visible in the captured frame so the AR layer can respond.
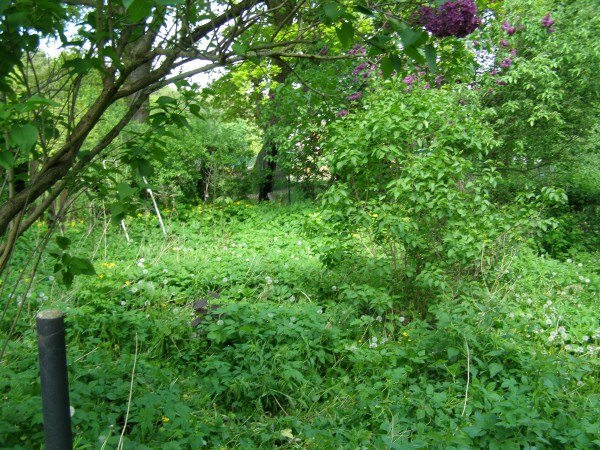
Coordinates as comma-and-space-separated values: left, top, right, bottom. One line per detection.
402, 74, 416, 86
510, 48, 517, 56
347, 91, 362, 101
500, 38, 510, 47
320, 47, 329, 56
435, 74, 444, 87
336, 109, 349, 117
541, 13, 556, 28
502, 20, 517, 36
490, 69, 498, 76
418, 0, 481, 38
352, 63, 369, 75
496, 80, 506, 85
499, 57, 512, 68
348, 45, 366, 55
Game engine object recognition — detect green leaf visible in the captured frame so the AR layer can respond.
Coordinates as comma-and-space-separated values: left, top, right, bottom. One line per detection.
404, 46, 425, 64
70, 257, 96, 276
354, 2, 374, 16
116, 182, 137, 200
399, 28, 425, 48
10, 123, 38, 152
232, 43, 248, 56
155, 0, 185, 4
488, 363, 503, 378
156, 95, 177, 108
425, 44, 437, 73
109, 202, 127, 224
26, 95, 60, 107
123, 0, 153, 22
56, 236, 71, 250
59, 270, 74, 288
380, 56, 394, 79
323, 3, 342, 20
135, 158, 153, 177
336, 22, 354, 47
0, 151, 15, 169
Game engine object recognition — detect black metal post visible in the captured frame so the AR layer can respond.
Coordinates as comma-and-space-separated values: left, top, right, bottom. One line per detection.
37, 309, 73, 450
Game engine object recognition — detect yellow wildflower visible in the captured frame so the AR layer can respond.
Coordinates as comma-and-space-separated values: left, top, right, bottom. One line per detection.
161, 416, 170, 423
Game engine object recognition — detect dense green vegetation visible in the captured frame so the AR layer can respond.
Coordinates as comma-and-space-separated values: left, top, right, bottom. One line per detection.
1, 0, 599, 448
1, 201, 599, 448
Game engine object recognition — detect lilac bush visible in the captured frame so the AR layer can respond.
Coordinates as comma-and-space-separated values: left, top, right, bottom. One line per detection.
418, 0, 482, 38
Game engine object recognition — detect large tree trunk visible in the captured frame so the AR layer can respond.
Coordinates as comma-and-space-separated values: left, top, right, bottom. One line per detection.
257, 141, 278, 201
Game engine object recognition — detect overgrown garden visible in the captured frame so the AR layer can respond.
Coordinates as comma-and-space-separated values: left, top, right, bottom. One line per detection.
1, 0, 599, 448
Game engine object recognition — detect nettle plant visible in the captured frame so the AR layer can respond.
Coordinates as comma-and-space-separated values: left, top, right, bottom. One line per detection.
320, 79, 564, 306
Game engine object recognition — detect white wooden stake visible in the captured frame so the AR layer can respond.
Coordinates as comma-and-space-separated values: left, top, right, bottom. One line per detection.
142, 176, 166, 236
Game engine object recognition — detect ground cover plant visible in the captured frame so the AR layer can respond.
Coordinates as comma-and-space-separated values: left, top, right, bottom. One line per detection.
0, 201, 598, 449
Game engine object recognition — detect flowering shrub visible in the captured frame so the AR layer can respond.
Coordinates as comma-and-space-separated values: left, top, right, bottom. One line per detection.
417, 0, 482, 38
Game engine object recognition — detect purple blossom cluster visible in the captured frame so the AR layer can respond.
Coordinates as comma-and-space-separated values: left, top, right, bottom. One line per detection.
501, 20, 517, 36
541, 13, 556, 33
352, 63, 369, 75
418, 0, 482, 38
348, 45, 366, 55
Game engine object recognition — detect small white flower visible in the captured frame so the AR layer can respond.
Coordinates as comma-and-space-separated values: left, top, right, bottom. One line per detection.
552, 272, 557, 277
267, 313, 274, 319
216, 319, 224, 326
331, 285, 337, 291
48, 276, 55, 282
578, 263, 583, 267
567, 259, 572, 263
144, 301, 150, 307
265, 276, 273, 285
290, 316, 296, 322
163, 279, 168, 284
548, 335, 555, 342
137, 262, 144, 268
369, 342, 378, 348
371, 337, 378, 343
131, 287, 138, 293
246, 258, 250, 262
582, 336, 589, 342
163, 269, 169, 273
69, 406, 75, 417
222, 277, 228, 283
317, 309, 323, 314
139, 258, 145, 263
121, 301, 126, 306
349, 345, 358, 352
297, 240, 302, 245
216, 257, 222, 261
98, 435, 107, 443
142, 269, 149, 275
527, 299, 533, 305
565, 344, 573, 351
399, 316, 405, 323
289, 295, 296, 302
376, 316, 383, 322
585, 279, 590, 283
172, 308, 179, 314
546, 318, 553, 325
